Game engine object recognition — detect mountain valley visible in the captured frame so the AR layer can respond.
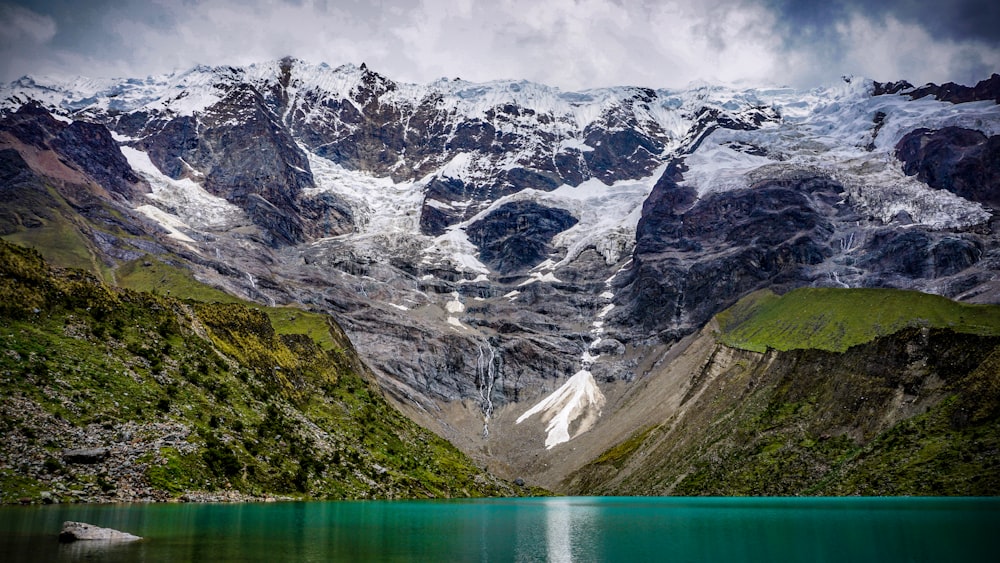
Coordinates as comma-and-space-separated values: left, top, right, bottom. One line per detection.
1, 60, 999, 498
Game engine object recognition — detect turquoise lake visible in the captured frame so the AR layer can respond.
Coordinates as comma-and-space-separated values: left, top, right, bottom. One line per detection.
1, 497, 997, 562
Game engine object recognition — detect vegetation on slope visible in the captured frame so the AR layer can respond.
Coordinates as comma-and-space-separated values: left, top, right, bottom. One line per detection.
115, 257, 244, 305
567, 288, 1000, 496
0, 179, 105, 276
717, 287, 1000, 353
116, 257, 339, 350
0, 240, 530, 504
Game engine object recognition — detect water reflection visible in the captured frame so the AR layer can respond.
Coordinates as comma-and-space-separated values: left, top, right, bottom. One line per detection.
0, 497, 998, 562
56, 539, 143, 560
522, 497, 601, 562
546, 498, 573, 562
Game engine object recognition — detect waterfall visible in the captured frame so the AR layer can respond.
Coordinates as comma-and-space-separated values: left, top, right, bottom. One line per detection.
477, 340, 500, 439
245, 272, 274, 306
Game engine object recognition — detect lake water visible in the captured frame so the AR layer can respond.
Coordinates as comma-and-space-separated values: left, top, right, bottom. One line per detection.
1, 497, 997, 562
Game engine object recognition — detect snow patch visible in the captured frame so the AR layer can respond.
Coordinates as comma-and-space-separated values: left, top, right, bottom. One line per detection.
305, 149, 423, 237
423, 227, 490, 274
445, 291, 465, 313
121, 146, 247, 231
679, 82, 1000, 230
518, 271, 562, 287
516, 369, 606, 449
559, 138, 594, 152
134, 205, 196, 245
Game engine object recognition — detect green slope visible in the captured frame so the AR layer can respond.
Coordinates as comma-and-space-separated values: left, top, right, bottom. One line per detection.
717, 287, 1000, 353
0, 240, 534, 503
116, 257, 339, 350
566, 287, 1000, 496
0, 183, 106, 277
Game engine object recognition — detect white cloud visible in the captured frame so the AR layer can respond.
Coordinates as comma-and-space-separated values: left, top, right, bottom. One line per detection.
106, 1, 377, 74
833, 13, 1000, 86
645, 1, 783, 87
381, 0, 789, 89
1, 0, 997, 89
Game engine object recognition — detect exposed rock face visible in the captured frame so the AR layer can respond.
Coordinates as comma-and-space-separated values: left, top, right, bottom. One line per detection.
52, 121, 144, 200
466, 201, 578, 273
907, 73, 1000, 105
59, 522, 142, 542
874, 73, 1000, 104
132, 84, 346, 246
611, 79, 1000, 343
896, 127, 1000, 209
8, 59, 688, 242
0, 105, 173, 269
0, 104, 144, 200
616, 167, 839, 338
298, 192, 355, 239
872, 80, 915, 97
616, 158, 998, 341
859, 230, 985, 281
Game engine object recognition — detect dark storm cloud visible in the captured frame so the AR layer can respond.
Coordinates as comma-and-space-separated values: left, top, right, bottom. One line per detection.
869, 0, 1000, 43
756, 0, 999, 85
766, 0, 1000, 44
7, 0, 176, 50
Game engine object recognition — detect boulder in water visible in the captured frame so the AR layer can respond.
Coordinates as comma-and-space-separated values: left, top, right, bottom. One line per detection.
59, 521, 142, 543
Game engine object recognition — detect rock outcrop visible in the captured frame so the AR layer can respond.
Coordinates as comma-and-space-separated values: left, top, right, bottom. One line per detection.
0, 103, 144, 201
616, 168, 838, 339
466, 201, 579, 273
59, 522, 142, 542
874, 73, 1000, 104
62, 448, 110, 464
896, 126, 1000, 209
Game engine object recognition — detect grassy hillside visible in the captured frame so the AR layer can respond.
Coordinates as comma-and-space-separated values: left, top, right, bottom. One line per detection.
117, 257, 339, 350
0, 240, 533, 504
717, 287, 1000, 353
567, 288, 1000, 496
115, 257, 244, 305
0, 181, 106, 276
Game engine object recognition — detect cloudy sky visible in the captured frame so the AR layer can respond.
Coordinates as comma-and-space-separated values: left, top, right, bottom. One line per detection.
1, 0, 997, 90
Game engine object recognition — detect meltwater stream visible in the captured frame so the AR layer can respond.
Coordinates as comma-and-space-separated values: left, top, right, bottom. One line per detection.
1, 497, 997, 562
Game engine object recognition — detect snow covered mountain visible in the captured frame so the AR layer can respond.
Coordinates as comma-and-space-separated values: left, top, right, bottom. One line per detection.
2, 60, 998, 487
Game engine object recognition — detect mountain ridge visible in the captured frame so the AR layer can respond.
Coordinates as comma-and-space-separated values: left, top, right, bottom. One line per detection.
2, 60, 998, 492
